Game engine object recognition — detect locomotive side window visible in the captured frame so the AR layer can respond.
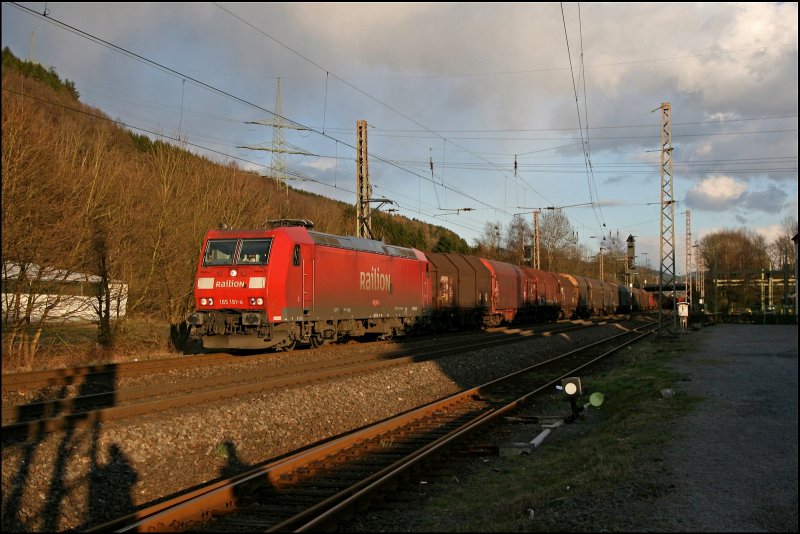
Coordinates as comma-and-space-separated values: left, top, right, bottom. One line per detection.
238, 239, 272, 265
292, 245, 301, 266
203, 239, 238, 266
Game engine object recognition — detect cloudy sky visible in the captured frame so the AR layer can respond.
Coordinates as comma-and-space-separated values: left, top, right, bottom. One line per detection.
3, 2, 797, 272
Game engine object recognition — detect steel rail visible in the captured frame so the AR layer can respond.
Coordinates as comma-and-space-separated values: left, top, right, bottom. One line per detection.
3, 320, 609, 440
84, 323, 657, 532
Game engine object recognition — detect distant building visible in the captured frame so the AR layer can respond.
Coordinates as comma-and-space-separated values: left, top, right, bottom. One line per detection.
2, 261, 127, 323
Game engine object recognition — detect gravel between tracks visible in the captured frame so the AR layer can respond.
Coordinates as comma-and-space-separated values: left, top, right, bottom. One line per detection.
2, 320, 628, 532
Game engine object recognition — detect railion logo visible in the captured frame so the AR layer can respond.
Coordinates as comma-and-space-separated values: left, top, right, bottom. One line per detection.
215, 280, 245, 288
360, 267, 391, 292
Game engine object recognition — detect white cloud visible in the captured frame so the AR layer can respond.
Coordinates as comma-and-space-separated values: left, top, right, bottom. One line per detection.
753, 224, 783, 244
685, 175, 747, 211
1, 2, 795, 246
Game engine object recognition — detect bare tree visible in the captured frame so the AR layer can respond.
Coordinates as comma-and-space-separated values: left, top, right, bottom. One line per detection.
504, 216, 530, 265
539, 210, 575, 272
700, 228, 769, 313
473, 221, 503, 260
768, 216, 798, 270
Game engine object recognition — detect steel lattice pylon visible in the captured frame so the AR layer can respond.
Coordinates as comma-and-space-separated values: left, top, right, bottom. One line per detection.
658, 102, 677, 338
271, 78, 287, 195
237, 78, 312, 211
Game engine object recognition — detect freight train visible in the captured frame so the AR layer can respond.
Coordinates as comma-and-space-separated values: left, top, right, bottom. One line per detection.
186, 220, 656, 350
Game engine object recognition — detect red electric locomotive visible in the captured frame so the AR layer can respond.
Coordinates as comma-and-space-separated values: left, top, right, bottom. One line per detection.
187, 220, 654, 352
187, 220, 430, 350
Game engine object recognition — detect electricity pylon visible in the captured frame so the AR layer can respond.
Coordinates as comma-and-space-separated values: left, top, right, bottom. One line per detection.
656, 101, 677, 338
237, 78, 312, 198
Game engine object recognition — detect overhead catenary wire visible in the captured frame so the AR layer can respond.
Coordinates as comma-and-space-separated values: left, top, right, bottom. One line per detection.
8, 2, 510, 221
211, 2, 543, 213
560, 2, 606, 234
9, 3, 795, 245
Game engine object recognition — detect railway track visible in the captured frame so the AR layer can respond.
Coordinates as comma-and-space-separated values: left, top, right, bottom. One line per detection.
3, 316, 631, 397
85, 321, 659, 532
2, 318, 620, 441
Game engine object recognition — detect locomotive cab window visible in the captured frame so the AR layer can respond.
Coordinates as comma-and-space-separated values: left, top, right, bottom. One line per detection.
238, 238, 272, 265
203, 239, 238, 266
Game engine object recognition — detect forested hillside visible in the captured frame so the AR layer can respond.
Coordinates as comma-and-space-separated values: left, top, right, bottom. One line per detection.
1, 48, 469, 358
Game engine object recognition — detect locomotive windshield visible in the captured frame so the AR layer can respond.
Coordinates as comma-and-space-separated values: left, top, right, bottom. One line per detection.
237, 238, 272, 265
204, 239, 237, 266
203, 238, 273, 266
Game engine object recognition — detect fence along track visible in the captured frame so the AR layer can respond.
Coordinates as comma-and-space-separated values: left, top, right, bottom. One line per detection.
89, 323, 657, 532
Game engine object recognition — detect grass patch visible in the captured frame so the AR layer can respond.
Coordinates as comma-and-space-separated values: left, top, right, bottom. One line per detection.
414, 336, 703, 532
2, 316, 175, 373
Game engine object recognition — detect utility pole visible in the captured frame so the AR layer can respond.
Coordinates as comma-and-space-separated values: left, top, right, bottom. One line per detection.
533, 210, 541, 270
657, 101, 677, 338
626, 234, 636, 288
356, 120, 371, 238
28, 31, 36, 62
686, 209, 692, 310
794, 233, 799, 320
694, 240, 705, 312
599, 247, 605, 281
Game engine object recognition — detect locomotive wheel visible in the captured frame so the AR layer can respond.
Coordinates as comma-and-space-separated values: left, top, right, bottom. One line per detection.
280, 339, 296, 352
310, 335, 325, 348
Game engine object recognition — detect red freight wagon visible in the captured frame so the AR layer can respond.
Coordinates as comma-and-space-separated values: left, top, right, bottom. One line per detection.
553, 273, 580, 319
571, 275, 599, 317
187, 221, 430, 350
426, 253, 492, 328
618, 284, 633, 313
479, 258, 525, 326
519, 266, 562, 321
598, 280, 619, 314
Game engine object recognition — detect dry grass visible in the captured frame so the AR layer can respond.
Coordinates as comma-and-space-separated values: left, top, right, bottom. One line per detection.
403, 337, 702, 532
1, 316, 176, 373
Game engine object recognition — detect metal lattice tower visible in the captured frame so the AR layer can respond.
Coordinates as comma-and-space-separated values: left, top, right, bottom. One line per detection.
658, 102, 677, 337
356, 120, 372, 238
237, 78, 311, 204
686, 209, 692, 311
271, 79, 287, 193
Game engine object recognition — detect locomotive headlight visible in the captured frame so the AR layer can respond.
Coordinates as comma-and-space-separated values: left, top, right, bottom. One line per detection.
249, 297, 256, 305
230, 269, 238, 277
201, 298, 208, 306
208, 298, 214, 306
256, 297, 263, 305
